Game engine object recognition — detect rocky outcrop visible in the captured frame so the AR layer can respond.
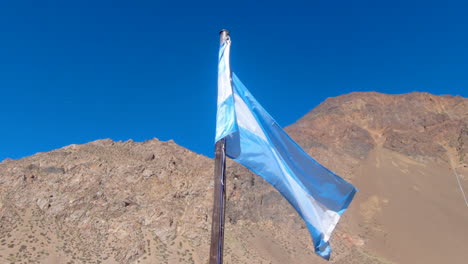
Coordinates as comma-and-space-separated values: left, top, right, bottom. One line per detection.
287, 92, 467, 169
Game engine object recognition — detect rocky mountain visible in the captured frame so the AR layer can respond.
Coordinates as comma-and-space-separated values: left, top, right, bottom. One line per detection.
286, 92, 468, 264
0, 92, 467, 264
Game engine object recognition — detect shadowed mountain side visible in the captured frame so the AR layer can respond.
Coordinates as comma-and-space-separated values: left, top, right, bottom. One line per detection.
1, 92, 467, 264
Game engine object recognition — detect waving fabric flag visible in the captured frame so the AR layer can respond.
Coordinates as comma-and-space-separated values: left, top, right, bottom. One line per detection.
215, 39, 357, 260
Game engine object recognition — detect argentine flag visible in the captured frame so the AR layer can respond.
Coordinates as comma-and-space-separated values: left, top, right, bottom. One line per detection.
215, 39, 357, 260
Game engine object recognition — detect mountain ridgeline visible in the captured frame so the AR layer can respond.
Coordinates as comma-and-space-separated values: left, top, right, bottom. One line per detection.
0, 92, 467, 264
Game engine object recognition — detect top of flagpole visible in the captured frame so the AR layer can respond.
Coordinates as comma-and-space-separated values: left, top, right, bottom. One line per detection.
219, 29, 230, 45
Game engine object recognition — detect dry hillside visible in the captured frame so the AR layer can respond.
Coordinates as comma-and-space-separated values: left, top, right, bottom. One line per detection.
0, 92, 467, 264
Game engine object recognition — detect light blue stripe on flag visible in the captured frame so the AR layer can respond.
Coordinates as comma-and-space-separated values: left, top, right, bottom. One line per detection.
218, 72, 357, 260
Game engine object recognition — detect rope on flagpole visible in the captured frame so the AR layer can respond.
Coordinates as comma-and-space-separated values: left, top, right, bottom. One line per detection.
453, 167, 468, 208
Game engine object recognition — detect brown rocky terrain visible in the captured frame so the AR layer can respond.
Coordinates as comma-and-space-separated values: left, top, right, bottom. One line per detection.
0, 92, 467, 264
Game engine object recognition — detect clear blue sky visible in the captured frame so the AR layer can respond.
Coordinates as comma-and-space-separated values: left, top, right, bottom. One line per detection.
0, 0, 467, 161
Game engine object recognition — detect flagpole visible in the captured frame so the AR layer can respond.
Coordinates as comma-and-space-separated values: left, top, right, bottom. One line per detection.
209, 29, 230, 264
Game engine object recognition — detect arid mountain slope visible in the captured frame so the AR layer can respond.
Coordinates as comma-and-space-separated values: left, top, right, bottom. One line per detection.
0, 92, 467, 264
287, 92, 467, 173
0, 139, 215, 263
286, 92, 468, 264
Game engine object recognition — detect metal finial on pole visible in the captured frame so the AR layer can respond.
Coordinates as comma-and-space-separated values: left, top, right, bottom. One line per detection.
209, 30, 230, 264
219, 29, 230, 44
